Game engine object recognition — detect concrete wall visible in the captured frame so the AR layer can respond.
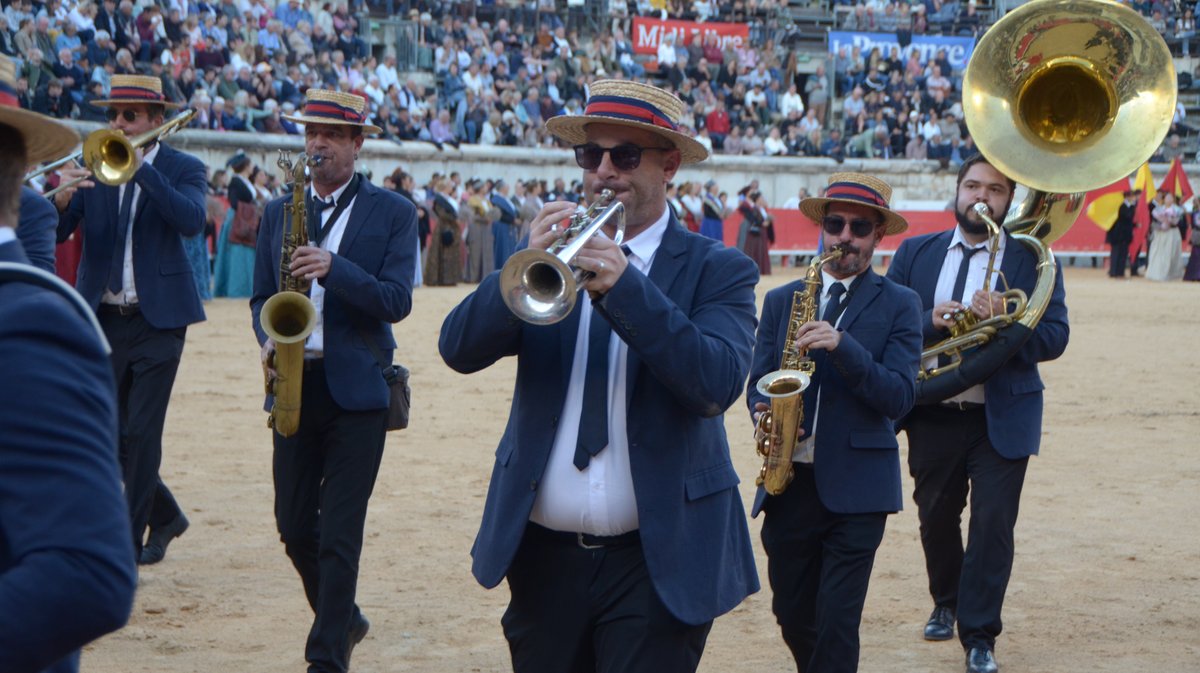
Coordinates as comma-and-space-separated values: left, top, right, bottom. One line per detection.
62, 121, 1181, 210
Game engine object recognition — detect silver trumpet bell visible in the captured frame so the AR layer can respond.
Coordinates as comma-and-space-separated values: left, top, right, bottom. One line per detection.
499, 189, 626, 325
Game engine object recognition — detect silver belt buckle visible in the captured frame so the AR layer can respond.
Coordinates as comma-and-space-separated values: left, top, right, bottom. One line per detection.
576, 532, 604, 550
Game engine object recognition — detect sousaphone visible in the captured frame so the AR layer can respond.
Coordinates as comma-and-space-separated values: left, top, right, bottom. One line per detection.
918, 0, 1175, 404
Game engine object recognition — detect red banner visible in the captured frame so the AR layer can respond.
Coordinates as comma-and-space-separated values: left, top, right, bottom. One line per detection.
630, 17, 750, 55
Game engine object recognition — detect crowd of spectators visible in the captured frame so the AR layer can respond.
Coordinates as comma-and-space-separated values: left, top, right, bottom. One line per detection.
1, 0, 1195, 166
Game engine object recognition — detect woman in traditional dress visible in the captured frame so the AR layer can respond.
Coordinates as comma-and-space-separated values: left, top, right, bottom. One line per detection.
1146, 191, 1185, 281
212, 153, 258, 297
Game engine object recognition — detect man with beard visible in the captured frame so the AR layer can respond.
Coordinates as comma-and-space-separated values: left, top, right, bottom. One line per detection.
885, 154, 1069, 673
746, 172, 923, 673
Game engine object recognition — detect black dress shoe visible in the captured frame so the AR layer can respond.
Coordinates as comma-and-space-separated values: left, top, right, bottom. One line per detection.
966, 646, 998, 673
138, 513, 189, 565
347, 614, 370, 665
924, 606, 956, 641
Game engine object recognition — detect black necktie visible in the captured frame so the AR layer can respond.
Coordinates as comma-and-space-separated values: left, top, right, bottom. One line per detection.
107, 183, 136, 294
307, 194, 335, 242
572, 245, 633, 471
821, 281, 847, 325
952, 243, 986, 303
573, 308, 612, 471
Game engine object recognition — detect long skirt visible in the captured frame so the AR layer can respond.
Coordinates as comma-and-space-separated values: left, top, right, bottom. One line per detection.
463, 220, 495, 283
183, 231, 212, 301
1184, 245, 1200, 281
493, 220, 518, 270
742, 230, 771, 275
213, 207, 257, 297
1145, 227, 1184, 281
424, 223, 462, 286
700, 216, 724, 242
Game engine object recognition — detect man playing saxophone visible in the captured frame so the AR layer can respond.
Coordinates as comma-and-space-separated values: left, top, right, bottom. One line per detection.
250, 89, 417, 673
746, 172, 922, 673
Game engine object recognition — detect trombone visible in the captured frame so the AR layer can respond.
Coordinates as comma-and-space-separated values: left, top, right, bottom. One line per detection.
26, 109, 196, 199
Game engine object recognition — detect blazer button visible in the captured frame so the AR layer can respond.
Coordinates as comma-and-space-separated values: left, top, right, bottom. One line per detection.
529, 479, 538, 491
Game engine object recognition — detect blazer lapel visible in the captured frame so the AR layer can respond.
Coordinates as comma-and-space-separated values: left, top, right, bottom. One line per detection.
336, 177, 379, 256
624, 214, 688, 406
559, 301, 582, 392
916, 230, 954, 306
997, 231, 1027, 290
837, 268, 882, 331
131, 145, 169, 233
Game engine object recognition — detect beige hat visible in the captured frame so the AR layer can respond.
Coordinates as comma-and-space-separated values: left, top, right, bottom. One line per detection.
799, 172, 909, 236
281, 88, 381, 135
92, 73, 181, 108
0, 54, 78, 164
545, 79, 708, 164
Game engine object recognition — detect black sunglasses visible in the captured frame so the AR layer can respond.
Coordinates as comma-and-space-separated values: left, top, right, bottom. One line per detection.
105, 108, 141, 123
822, 215, 880, 238
573, 143, 671, 171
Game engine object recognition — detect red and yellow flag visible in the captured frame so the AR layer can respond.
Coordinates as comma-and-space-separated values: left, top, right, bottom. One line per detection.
1083, 177, 1131, 231
1133, 162, 1156, 230
1158, 156, 1194, 203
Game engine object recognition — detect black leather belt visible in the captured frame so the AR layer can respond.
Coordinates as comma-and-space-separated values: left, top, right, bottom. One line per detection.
939, 400, 985, 411
528, 522, 641, 550
98, 303, 140, 316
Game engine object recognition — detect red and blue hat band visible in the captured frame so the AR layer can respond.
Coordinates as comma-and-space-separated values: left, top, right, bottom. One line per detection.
108, 85, 165, 102
0, 80, 17, 107
583, 95, 677, 131
303, 100, 366, 124
825, 181, 888, 208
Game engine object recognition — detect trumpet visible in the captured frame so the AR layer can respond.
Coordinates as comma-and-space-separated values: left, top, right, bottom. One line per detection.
498, 189, 626, 325
27, 109, 196, 199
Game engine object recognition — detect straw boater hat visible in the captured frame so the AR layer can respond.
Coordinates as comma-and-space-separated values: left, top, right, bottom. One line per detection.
282, 89, 382, 135
0, 54, 77, 164
93, 74, 181, 108
799, 172, 909, 236
545, 79, 708, 164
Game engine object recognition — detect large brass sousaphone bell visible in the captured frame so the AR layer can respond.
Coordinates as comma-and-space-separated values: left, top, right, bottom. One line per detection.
918, 0, 1175, 404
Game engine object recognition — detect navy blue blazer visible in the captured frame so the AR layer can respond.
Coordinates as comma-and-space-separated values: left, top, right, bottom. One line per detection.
885, 229, 1069, 459
56, 142, 208, 329
251, 178, 418, 412
746, 268, 923, 516
18, 186, 58, 273
439, 216, 761, 626
0, 240, 136, 673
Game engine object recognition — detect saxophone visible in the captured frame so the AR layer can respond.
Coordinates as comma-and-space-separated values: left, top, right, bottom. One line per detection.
754, 246, 846, 495
260, 151, 321, 437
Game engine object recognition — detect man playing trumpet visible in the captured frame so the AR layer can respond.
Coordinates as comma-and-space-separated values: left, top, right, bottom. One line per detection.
439, 79, 760, 673
747, 172, 922, 673
53, 74, 207, 566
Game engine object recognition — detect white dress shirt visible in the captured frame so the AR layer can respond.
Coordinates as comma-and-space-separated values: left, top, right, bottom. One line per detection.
102, 143, 161, 306
529, 206, 671, 535
793, 268, 863, 463
926, 226, 1007, 404
304, 176, 358, 356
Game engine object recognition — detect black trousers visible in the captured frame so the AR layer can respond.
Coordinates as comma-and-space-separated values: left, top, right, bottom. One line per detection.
1109, 242, 1130, 277
273, 360, 387, 673
760, 466, 888, 673
501, 523, 713, 673
906, 405, 1028, 651
100, 308, 186, 556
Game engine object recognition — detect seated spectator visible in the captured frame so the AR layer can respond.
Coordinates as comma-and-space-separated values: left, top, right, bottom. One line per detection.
32, 77, 71, 117
821, 128, 845, 162
764, 126, 787, 155
723, 124, 745, 154
742, 125, 765, 155
925, 64, 951, 100
842, 85, 865, 120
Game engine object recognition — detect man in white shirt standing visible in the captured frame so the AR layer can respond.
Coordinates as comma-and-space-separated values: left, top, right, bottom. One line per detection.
440, 80, 760, 673
252, 89, 418, 673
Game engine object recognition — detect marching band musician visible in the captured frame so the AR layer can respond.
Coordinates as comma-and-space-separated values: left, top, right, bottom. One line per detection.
747, 172, 923, 673
885, 154, 1069, 673
251, 89, 417, 673
0, 51, 136, 673
53, 74, 207, 567
439, 80, 760, 673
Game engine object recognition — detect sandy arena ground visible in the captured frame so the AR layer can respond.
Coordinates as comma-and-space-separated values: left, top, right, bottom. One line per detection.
81, 265, 1200, 673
